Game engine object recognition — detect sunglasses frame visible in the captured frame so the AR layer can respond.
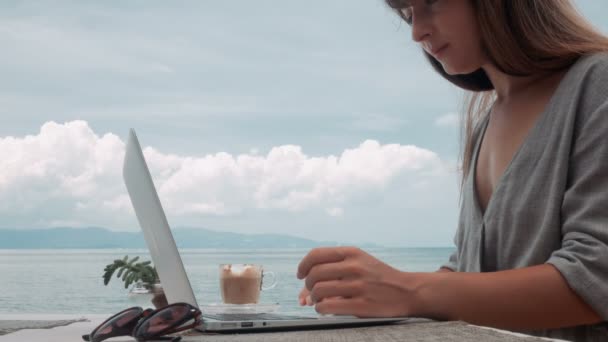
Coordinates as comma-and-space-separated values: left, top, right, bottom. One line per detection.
83, 306, 153, 342
82, 303, 201, 342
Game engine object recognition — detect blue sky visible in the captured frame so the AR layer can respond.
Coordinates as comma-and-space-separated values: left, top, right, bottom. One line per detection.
1, 1, 607, 247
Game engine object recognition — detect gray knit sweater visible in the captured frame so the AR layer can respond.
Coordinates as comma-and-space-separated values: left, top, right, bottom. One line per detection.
443, 52, 608, 342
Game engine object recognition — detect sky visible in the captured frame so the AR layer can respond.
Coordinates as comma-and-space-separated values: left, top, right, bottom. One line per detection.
1, 1, 607, 247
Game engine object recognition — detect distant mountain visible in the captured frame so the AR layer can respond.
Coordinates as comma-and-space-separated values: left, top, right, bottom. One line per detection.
0, 227, 378, 249
0, 227, 141, 249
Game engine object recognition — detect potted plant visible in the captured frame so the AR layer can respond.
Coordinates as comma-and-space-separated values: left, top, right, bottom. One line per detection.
103, 255, 168, 308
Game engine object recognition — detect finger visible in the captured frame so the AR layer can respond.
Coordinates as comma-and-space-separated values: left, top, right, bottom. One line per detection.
310, 280, 362, 304
314, 297, 369, 317
298, 288, 309, 305
305, 262, 354, 291
297, 247, 356, 279
297, 247, 346, 279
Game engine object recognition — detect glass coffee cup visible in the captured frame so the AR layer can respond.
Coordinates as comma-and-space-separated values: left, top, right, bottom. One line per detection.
219, 264, 277, 304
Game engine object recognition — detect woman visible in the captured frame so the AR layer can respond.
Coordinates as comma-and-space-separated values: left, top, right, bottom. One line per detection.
296, 0, 608, 340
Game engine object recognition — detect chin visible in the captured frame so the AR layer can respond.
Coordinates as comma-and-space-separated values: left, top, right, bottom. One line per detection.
441, 61, 481, 76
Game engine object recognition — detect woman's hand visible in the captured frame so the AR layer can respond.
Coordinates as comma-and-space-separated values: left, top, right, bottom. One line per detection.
297, 246, 420, 317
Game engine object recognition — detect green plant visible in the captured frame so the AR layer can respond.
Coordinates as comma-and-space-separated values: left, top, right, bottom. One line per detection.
103, 255, 159, 289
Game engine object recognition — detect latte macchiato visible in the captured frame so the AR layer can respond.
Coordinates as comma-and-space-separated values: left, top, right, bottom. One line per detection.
219, 264, 276, 304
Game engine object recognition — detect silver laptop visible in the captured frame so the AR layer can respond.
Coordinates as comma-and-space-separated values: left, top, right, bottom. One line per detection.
122, 129, 410, 332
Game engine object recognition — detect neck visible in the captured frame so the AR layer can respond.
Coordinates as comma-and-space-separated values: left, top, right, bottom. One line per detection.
481, 64, 563, 103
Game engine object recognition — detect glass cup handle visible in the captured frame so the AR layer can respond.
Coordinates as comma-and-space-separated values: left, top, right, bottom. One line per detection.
261, 271, 277, 291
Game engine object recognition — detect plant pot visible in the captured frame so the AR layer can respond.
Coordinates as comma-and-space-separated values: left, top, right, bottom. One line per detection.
150, 283, 168, 309
129, 282, 168, 309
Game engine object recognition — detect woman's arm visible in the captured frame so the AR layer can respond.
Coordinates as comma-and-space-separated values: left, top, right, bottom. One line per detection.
414, 263, 602, 330
298, 247, 602, 330
298, 261, 453, 306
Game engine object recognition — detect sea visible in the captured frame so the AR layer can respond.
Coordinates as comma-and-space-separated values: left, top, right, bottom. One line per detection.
0, 248, 453, 315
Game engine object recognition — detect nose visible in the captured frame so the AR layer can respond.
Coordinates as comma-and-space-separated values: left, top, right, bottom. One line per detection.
410, 10, 433, 43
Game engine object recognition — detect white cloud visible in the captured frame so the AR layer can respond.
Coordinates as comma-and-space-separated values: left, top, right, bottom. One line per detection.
149, 137, 445, 217
434, 112, 460, 127
0, 121, 449, 230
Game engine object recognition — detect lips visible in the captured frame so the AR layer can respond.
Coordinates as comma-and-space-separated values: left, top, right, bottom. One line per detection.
428, 44, 449, 58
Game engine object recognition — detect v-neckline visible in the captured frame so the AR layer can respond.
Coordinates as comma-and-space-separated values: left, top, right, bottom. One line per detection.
470, 67, 575, 222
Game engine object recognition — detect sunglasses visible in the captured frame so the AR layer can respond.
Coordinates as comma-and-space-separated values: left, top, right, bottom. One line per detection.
82, 302, 202, 342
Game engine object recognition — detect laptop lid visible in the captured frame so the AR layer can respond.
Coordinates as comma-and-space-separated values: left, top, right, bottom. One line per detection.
122, 129, 198, 308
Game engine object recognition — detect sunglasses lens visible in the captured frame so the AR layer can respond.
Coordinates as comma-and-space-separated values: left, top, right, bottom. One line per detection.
136, 305, 192, 337
90, 308, 142, 342
119, 309, 144, 327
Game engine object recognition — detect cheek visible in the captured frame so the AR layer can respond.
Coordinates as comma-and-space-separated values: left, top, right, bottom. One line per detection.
440, 4, 487, 74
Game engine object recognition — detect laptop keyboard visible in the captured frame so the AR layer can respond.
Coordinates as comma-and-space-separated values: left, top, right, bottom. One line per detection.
203, 313, 314, 321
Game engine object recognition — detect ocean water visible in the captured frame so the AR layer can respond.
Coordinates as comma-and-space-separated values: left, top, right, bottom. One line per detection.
0, 248, 453, 315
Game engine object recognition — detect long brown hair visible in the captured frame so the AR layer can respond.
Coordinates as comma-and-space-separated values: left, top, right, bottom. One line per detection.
385, 0, 608, 188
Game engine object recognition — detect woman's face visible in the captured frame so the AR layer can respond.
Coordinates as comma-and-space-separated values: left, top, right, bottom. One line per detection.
401, 0, 488, 75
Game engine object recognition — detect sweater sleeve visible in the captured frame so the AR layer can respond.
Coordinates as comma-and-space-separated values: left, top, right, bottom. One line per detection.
440, 250, 458, 271
546, 95, 608, 320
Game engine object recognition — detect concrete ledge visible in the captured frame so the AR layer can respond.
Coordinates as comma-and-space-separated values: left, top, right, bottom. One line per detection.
0, 315, 568, 342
